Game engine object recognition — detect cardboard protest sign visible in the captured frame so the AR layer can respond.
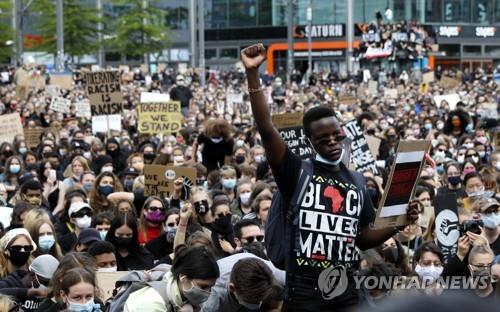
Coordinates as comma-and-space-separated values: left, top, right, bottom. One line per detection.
144, 165, 197, 197
91, 115, 122, 134
140, 92, 170, 103
49, 97, 71, 114
397, 85, 405, 95
50, 74, 73, 90
0, 207, 13, 228
433, 193, 459, 263
365, 135, 381, 159
83, 71, 123, 115
339, 95, 357, 105
373, 140, 430, 229
75, 101, 92, 118
0, 113, 23, 144
24, 127, 45, 148
384, 88, 398, 99
140, 64, 149, 73
227, 93, 244, 107
433, 94, 460, 110
342, 120, 378, 174
422, 71, 435, 84
118, 65, 130, 73
439, 76, 460, 89
368, 80, 378, 95
272, 113, 313, 159
138, 102, 182, 134
96, 272, 128, 301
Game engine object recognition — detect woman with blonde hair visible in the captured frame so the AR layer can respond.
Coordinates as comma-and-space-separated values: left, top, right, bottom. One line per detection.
0, 228, 37, 278
63, 156, 91, 191
0, 294, 18, 312
23, 209, 63, 259
89, 172, 123, 213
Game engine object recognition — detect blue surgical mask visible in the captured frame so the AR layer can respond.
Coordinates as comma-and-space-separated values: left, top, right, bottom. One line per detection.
99, 185, 114, 196
315, 150, 344, 166
222, 178, 236, 190
83, 182, 93, 193
481, 213, 500, 229
18, 147, 27, 154
9, 164, 21, 174
210, 137, 223, 144
67, 298, 96, 312
38, 235, 55, 253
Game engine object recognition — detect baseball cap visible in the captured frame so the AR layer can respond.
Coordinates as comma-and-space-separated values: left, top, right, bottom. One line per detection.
473, 197, 500, 213
78, 228, 101, 245
120, 167, 140, 178
30, 255, 59, 279
68, 202, 92, 217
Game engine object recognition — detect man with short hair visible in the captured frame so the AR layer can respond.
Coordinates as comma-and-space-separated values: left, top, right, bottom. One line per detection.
467, 244, 495, 299
234, 219, 264, 248
20, 180, 44, 208
88, 241, 118, 272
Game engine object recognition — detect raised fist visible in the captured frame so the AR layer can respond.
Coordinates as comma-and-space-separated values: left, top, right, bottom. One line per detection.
241, 44, 267, 70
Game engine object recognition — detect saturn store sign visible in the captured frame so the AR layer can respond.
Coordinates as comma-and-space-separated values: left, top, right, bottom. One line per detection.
294, 24, 344, 39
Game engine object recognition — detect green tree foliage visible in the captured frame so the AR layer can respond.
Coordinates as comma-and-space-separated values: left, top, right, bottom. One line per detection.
107, 0, 170, 60
0, 0, 13, 62
31, 0, 101, 58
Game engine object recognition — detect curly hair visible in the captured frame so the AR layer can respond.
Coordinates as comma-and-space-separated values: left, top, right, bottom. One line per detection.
204, 118, 232, 140
443, 110, 470, 136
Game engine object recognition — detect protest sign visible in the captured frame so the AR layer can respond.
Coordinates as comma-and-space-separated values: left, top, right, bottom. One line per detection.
49, 97, 71, 114
433, 193, 459, 263
373, 140, 430, 229
24, 127, 45, 148
140, 64, 149, 73
0, 207, 13, 228
138, 102, 182, 134
365, 135, 381, 159
96, 272, 128, 301
118, 65, 129, 73
46, 85, 59, 98
91, 115, 122, 134
83, 71, 123, 115
75, 101, 92, 118
272, 113, 312, 159
368, 80, 378, 95
342, 120, 378, 174
339, 95, 357, 105
433, 93, 460, 110
0, 113, 23, 144
384, 88, 398, 99
144, 165, 197, 197
227, 93, 244, 107
439, 76, 460, 89
422, 71, 435, 84
50, 74, 73, 90
140, 92, 170, 103
397, 85, 405, 95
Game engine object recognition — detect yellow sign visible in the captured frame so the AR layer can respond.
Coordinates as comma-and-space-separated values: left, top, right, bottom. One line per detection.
138, 101, 182, 134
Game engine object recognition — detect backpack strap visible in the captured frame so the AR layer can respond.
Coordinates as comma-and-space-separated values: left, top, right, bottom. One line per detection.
287, 159, 313, 220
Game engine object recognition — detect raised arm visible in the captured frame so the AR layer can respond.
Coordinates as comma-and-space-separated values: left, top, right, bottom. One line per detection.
241, 44, 287, 167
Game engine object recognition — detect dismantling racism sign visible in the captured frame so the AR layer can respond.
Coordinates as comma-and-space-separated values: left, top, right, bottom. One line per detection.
83, 71, 122, 115
433, 193, 459, 263
374, 140, 430, 229
138, 101, 182, 134
144, 165, 196, 197
342, 120, 378, 174
272, 112, 312, 159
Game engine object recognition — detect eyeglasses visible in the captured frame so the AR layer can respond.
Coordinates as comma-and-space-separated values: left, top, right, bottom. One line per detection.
470, 263, 492, 270
148, 206, 165, 212
8, 245, 34, 252
242, 235, 264, 243
72, 211, 93, 218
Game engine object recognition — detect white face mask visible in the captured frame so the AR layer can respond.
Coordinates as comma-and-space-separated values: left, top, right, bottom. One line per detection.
173, 155, 184, 164
97, 266, 118, 273
457, 155, 465, 164
101, 166, 113, 173
66, 298, 95, 312
83, 151, 92, 159
415, 264, 443, 283
239, 192, 251, 206
254, 155, 265, 163
210, 137, 223, 144
75, 215, 92, 229
308, 138, 344, 166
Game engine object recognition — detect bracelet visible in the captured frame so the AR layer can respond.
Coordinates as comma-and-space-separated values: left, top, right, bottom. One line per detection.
248, 87, 264, 94
179, 223, 188, 227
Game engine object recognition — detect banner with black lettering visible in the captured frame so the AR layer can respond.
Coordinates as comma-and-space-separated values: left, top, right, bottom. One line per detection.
83, 71, 123, 115
433, 193, 459, 263
272, 112, 312, 159
342, 120, 378, 174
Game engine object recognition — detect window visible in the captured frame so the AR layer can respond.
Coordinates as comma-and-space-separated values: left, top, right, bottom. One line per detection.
207, 0, 229, 29
463, 45, 481, 54
496, 0, 500, 23
126, 54, 142, 61
165, 6, 189, 30
205, 49, 217, 60
229, 0, 257, 27
443, 0, 471, 23
220, 48, 239, 59
485, 46, 500, 56
440, 44, 461, 57
425, 0, 442, 23
472, 0, 492, 24
257, 0, 272, 26
105, 52, 121, 62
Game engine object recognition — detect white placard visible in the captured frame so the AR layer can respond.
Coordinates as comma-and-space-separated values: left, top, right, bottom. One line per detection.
49, 97, 71, 114
140, 92, 170, 103
92, 114, 122, 134
75, 101, 92, 118
433, 94, 460, 110
0, 207, 13, 228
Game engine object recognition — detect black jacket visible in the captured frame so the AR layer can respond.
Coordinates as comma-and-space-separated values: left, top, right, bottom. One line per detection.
0, 270, 30, 301
116, 247, 154, 271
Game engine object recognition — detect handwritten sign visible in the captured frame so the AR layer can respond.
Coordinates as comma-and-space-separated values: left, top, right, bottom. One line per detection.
144, 165, 197, 197
0, 113, 24, 144
422, 71, 435, 84
49, 97, 71, 114
140, 92, 170, 103
384, 88, 398, 99
91, 115, 122, 134
96, 272, 128, 301
83, 71, 123, 115
439, 76, 460, 89
272, 113, 312, 159
138, 102, 182, 134
75, 101, 92, 118
342, 120, 378, 174
24, 127, 45, 148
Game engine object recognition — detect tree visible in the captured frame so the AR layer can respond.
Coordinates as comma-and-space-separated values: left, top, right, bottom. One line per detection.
31, 0, 101, 60
107, 0, 170, 62
0, 0, 13, 63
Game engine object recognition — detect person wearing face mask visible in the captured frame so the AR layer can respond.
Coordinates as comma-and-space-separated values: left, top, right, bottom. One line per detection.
58, 268, 103, 312
23, 216, 62, 260
232, 179, 254, 221
232, 147, 248, 167
464, 172, 491, 201
471, 198, 500, 255
209, 193, 237, 258
437, 163, 466, 199
79, 171, 96, 195
490, 151, 500, 173
3, 156, 25, 196
119, 167, 139, 193
89, 172, 123, 214
106, 212, 153, 271
145, 208, 180, 262
193, 119, 234, 173
376, 237, 411, 276
58, 202, 94, 253
170, 74, 193, 117
250, 145, 266, 166
17, 180, 46, 210
412, 242, 445, 296
105, 138, 126, 173
467, 245, 496, 299
0, 229, 36, 280
171, 146, 186, 167
88, 241, 118, 273
125, 246, 219, 312
219, 166, 237, 202
138, 197, 167, 245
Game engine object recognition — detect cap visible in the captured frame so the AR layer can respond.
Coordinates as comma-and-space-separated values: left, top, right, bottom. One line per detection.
0, 228, 37, 251
30, 255, 59, 279
473, 197, 500, 213
120, 167, 140, 178
78, 228, 101, 245
68, 202, 92, 217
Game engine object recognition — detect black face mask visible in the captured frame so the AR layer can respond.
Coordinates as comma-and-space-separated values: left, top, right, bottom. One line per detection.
107, 149, 119, 157
114, 237, 133, 248
211, 214, 233, 235
7, 250, 30, 267
235, 155, 245, 164
143, 153, 156, 162
382, 247, 399, 264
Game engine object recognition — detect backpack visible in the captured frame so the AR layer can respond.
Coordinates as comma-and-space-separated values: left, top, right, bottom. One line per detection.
104, 265, 172, 312
265, 159, 366, 271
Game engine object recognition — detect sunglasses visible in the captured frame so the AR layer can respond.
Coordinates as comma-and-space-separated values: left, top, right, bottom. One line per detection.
216, 213, 232, 219
8, 245, 34, 252
148, 206, 165, 212
72, 211, 93, 218
242, 235, 264, 243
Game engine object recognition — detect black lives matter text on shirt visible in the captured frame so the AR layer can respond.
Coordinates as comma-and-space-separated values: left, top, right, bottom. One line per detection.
342, 120, 378, 174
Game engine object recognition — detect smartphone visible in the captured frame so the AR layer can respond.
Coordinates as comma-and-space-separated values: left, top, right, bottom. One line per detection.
49, 169, 57, 181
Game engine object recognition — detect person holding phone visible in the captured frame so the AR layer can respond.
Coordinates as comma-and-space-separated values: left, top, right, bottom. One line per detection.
38, 160, 65, 214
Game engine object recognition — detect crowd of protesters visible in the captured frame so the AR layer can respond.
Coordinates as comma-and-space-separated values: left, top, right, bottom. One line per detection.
0, 42, 497, 311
